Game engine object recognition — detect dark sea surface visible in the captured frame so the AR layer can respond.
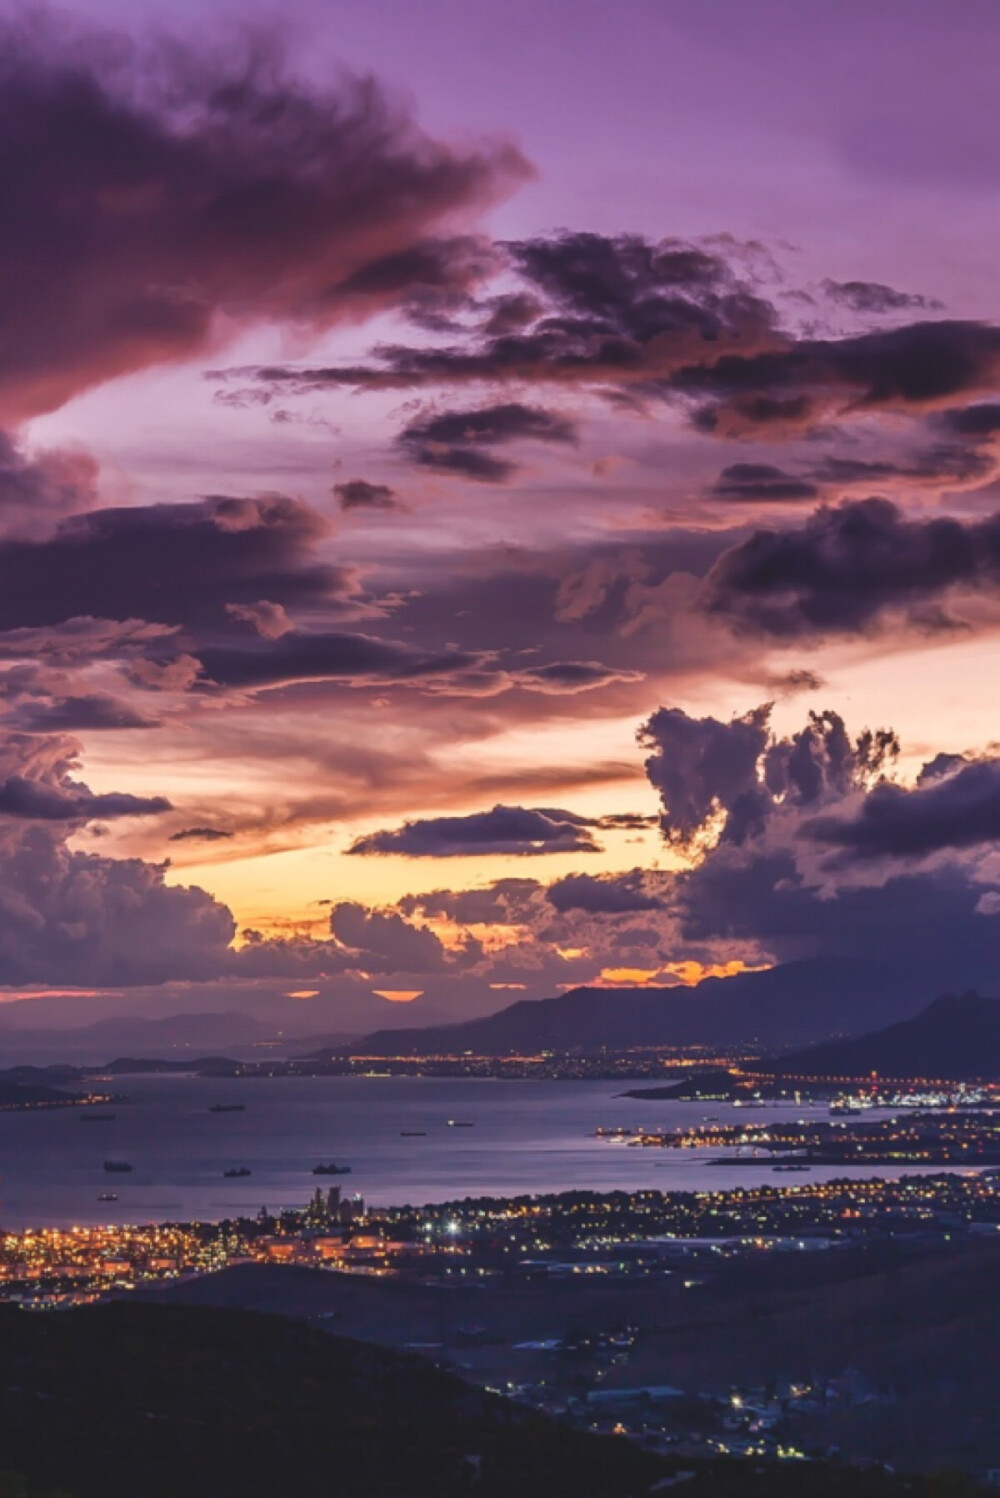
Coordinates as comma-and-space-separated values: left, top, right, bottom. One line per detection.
0, 1074, 952, 1229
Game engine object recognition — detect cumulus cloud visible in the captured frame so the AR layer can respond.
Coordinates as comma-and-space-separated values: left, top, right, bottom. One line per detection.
640, 704, 772, 846
330, 900, 459, 972
348, 803, 603, 857
630, 702, 1000, 992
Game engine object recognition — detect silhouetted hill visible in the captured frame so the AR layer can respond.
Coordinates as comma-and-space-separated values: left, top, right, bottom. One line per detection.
331, 959, 928, 1060
771, 992, 1000, 1080
0, 1299, 984, 1497
0, 1300, 661, 1498
0, 1078, 78, 1107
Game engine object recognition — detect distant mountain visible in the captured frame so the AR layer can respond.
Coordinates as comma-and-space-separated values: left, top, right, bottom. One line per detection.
0, 988, 509, 1065
325, 959, 930, 1060
770, 992, 1000, 1081
0, 1008, 279, 1064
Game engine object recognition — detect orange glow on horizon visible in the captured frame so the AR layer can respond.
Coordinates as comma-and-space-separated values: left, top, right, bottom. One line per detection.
372, 989, 424, 1003
0, 988, 110, 1003
665, 959, 771, 986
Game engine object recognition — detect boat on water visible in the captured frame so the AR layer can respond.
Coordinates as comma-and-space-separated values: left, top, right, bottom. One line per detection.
208, 1104, 246, 1113
447, 1120, 474, 1128
80, 1113, 116, 1122
401, 1130, 427, 1137
103, 1160, 133, 1173
772, 1162, 812, 1172
97, 1193, 118, 1202
223, 1167, 252, 1178
312, 1162, 352, 1175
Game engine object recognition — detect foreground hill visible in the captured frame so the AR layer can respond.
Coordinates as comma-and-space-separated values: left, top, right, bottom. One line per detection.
771, 992, 1000, 1080
332, 959, 927, 1060
140, 1241, 1000, 1477
0, 1299, 985, 1497
0, 1301, 660, 1498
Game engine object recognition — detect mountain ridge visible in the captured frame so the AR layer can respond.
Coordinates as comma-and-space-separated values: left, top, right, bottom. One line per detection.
317, 958, 932, 1060
769, 991, 1000, 1080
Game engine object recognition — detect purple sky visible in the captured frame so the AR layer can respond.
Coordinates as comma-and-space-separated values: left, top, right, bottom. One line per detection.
4, 0, 1000, 1036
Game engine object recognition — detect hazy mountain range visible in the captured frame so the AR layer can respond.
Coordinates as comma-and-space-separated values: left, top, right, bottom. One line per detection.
0, 958, 955, 1067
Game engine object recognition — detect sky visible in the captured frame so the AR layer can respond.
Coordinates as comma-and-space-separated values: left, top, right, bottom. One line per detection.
4, 0, 1000, 1033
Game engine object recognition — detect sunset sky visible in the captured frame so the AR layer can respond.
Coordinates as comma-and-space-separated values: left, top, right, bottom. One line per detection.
5, 0, 1000, 1033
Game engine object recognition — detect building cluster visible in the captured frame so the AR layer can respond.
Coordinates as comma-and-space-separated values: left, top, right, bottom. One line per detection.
598, 1107, 1000, 1165
4, 1169, 1000, 1308
221, 1046, 741, 1083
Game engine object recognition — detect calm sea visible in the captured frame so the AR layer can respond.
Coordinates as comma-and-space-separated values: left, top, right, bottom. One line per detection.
0, 1074, 950, 1230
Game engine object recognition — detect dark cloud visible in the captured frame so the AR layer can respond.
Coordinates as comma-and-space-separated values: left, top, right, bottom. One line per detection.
169, 826, 235, 843
0, 19, 524, 420
594, 811, 659, 830
216, 231, 780, 397
683, 321, 1000, 436
402, 444, 516, 483
334, 479, 401, 512
641, 705, 1000, 992
348, 803, 602, 857
546, 870, 663, 914
1, 693, 160, 732
639, 704, 772, 846
511, 660, 643, 693
0, 494, 346, 634
0, 431, 99, 539
802, 757, 1000, 861
939, 403, 1000, 437
710, 463, 819, 503
216, 234, 1000, 456
195, 630, 478, 690
821, 279, 941, 315
640, 704, 897, 848
703, 496, 1000, 637
674, 843, 1000, 991
0, 775, 170, 821
398, 401, 577, 483
808, 446, 992, 488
